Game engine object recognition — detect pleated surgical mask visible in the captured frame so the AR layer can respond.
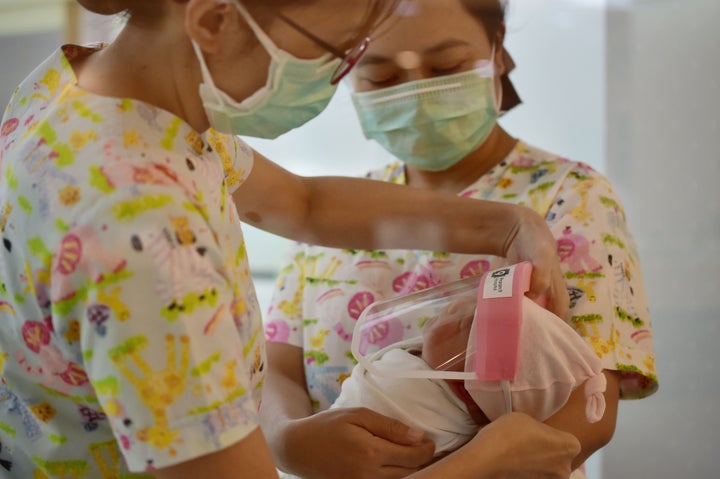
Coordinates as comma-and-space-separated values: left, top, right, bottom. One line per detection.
192, 1, 341, 138
351, 55, 500, 171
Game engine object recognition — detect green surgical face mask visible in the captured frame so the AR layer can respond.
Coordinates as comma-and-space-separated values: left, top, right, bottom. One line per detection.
193, 1, 341, 139
351, 61, 500, 171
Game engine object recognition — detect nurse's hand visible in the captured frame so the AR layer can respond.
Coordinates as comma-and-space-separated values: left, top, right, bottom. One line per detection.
464, 412, 581, 479
393, 413, 579, 479
503, 206, 569, 318
281, 407, 435, 479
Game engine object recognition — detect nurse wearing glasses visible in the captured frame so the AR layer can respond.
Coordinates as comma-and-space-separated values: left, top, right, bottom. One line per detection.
0, 0, 578, 478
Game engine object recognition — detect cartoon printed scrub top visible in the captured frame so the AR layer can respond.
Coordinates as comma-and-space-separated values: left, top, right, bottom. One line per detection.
266, 141, 658, 413
0, 45, 265, 476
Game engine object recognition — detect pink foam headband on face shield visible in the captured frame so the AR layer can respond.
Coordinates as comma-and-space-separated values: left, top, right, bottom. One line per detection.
462, 262, 531, 416
352, 262, 607, 424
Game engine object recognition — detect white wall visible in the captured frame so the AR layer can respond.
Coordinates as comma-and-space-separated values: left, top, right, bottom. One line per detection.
500, 0, 607, 171
603, 0, 720, 476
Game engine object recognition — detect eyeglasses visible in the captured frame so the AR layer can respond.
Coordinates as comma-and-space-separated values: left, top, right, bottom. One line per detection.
274, 11, 370, 85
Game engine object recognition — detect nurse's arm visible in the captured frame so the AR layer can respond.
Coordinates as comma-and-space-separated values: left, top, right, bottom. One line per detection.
235, 150, 525, 256
544, 369, 621, 470
233, 150, 568, 316
153, 426, 278, 479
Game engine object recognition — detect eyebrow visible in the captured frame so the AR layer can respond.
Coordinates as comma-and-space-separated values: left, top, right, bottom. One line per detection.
424, 39, 471, 55
357, 54, 393, 67
357, 38, 472, 67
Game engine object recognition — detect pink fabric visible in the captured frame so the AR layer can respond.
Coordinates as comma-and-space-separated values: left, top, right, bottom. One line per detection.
465, 297, 607, 423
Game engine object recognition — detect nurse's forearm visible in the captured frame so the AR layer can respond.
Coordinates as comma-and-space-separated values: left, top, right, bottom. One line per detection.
292, 175, 522, 254
544, 370, 621, 469
409, 412, 580, 479
235, 150, 535, 256
235, 153, 567, 315
259, 343, 313, 471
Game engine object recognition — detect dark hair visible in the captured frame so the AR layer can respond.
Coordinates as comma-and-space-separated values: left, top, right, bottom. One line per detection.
76, 0, 398, 27
460, 0, 506, 42
460, 0, 521, 111
77, 0, 399, 51
76, 0, 125, 15
76, 0, 172, 22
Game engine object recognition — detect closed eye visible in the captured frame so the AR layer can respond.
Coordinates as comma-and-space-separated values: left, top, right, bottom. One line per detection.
431, 62, 467, 76
366, 75, 401, 87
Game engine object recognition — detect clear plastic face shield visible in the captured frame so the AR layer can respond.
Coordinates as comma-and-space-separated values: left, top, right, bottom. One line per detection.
352, 262, 532, 415
352, 262, 607, 423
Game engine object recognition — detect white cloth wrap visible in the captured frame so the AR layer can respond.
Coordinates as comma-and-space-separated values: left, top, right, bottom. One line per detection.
333, 339, 477, 456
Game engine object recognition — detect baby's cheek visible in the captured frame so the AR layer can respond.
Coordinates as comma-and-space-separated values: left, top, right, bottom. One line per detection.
451, 381, 491, 426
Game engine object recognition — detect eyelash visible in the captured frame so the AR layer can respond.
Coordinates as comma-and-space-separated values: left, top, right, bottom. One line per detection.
368, 76, 400, 86
432, 63, 465, 75
364, 61, 467, 86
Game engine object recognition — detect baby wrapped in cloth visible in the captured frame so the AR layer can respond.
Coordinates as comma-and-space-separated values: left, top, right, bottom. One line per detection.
335, 263, 607, 455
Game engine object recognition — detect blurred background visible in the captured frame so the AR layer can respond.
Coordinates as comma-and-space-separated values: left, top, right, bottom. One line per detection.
1, 0, 718, 477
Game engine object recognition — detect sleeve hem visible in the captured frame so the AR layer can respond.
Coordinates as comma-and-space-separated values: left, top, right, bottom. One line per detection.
122, 404, 260, 472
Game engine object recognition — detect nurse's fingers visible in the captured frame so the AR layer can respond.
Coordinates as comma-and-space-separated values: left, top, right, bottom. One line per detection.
504, 205, 568, 318
528, 259, 569, 318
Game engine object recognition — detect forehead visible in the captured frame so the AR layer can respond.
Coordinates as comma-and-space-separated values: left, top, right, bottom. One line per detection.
367, 0, 490, 56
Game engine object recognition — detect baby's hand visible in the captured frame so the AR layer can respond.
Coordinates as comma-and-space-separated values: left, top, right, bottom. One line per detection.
421, 295, 476, 371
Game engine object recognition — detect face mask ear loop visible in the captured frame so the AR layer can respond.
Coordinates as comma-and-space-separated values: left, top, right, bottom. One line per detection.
489, 43, 503, 113
501, 379, 512, 414
234, 1, 281, 57
496, 80, 505, 115
192, 40, 225, 105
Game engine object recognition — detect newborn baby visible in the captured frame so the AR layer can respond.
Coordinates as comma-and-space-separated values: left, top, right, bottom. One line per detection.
333, 293, 606, 455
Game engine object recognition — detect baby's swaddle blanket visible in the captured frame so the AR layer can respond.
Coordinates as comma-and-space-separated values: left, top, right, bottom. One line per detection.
332, 338, 477, 455
336, 295, 606, 455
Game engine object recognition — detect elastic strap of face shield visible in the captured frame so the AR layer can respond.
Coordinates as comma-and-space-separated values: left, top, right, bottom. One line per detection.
501, 380, 512, 413
352, 334, 476, 381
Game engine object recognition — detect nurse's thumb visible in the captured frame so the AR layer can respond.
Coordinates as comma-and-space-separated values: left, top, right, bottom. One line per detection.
357, 409, 426, 445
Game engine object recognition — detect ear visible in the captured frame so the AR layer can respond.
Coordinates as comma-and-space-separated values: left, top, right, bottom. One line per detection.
185, 0, 237, 53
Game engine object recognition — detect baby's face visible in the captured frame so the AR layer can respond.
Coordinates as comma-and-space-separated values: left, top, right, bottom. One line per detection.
421, 295, 476, 371
421, 295, 491, 426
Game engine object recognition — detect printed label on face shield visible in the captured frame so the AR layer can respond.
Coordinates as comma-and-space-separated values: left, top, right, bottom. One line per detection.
482, 265, 516, 299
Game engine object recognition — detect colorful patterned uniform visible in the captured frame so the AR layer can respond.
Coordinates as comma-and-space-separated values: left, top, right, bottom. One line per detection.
266, 141, 658, 415
0, 45, 265, 477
